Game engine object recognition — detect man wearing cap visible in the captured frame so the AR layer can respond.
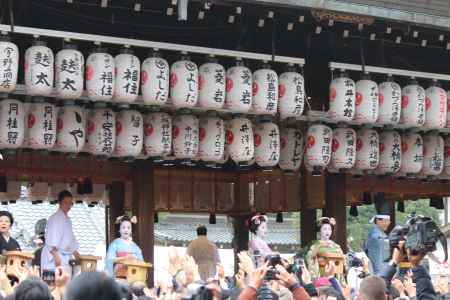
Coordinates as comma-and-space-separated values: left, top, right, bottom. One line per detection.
41, 190, 80, 275
365, 193, 391, 275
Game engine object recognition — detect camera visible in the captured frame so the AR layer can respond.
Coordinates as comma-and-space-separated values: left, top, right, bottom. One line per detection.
42, 270, 55, 285
182, 283, 213, 300
388, 213, 448, 262
264, 254, 281, 281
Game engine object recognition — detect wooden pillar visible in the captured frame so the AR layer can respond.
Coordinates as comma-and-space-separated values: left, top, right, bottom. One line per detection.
108, 181, 125, 245
232, 215, 250, 273
300, 209, 316, 248
132, 161, 154, 287
325, 173, 347, 253
388, 200, 396, 233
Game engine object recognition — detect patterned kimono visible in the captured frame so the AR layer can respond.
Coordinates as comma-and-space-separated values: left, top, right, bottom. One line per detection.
306, 239, 346, 284
105, 238, 144, 276
249, 236, 272, 267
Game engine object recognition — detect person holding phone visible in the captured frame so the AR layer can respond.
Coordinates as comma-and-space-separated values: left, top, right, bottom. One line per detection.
41, 190, 80, 276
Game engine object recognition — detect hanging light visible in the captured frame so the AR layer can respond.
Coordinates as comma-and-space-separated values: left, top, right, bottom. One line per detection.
209, 213, 216, 224
276, 212, 283, 223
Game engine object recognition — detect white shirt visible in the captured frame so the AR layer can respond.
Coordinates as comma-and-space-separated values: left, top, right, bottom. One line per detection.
41, 209, 79, 271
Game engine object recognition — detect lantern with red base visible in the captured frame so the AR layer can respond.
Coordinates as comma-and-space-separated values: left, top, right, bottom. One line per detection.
328, 71, 355, 122
355, 128, 379, 171
170, 53, 198, 109
198, 116, 225, 164
305, 124, 332, 174
114, 47, 140, 104
54, 104, 85, 153
279, 127, 304, 172
225, 59, 252, 113
355, 74, 378, 124
0, 35, 19, 94
251, 63, 278, 115
144, 112, 172, 158
25, 99, 57, 150
400, 79, 426, 127
422, 132, 444, 176
330, 127, 356, 170
172, 114, 199, 160
25, 41, 54, 97
86, 47, 114, 102
254, 122, 280, 168
375, 131, 401, 175
278, 64, 304, 120
0, 98, 25, 150
198, 56, 225, 109
225, 117, 254, 165
55, 43, 84, 100
399, 132, 423, 176
377, 76, 401, 125
114, 110, 143, 158
424, 81, 447, 129
85, 106, 116, 157
141, 51, 170, 106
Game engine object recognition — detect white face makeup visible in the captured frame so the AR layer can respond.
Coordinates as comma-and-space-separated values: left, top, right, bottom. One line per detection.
119, 220, 132, 240
256, 221, 268, 239
320, 223, 333, 241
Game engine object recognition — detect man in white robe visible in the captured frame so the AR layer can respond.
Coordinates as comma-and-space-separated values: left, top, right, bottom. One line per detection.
41, 190, 80, 275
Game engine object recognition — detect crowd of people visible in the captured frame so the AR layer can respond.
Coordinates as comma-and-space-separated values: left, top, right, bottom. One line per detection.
0, 190, 445, 300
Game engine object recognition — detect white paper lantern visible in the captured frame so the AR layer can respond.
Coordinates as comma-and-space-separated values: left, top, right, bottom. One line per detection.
425, 83, 447, 129
305, 124, 332, 170
54, 104, 85, 153
422, 133, 444, 176
400, 81, 426, 126
25, 101, 57, 149
328, 73, 355, 122
355, 77, 379, 124
55, 46, 84, 100
225, 61, 252, 113
254, 122, 280, 167
399, 132, 423, 175
86, 50, 115, 102
170, 57, 198, 108
279, 128, 304, 172
377, 79, 401, 125
172, 114, 199, 159
0, 38, 19, 93
330, 127, 356, 170
141, 54, 170, 105
198, 116, 225, 162
376, 131, 401, 174
24, 42, 54, 96
198, 59, 226, 109
251, 67, 278, 114
115, 110, 143, 157
0, 98, 25, 149
355, 128, 379, 170
86, 107, 116, 156
143, 112, 172, 157
114, 50, 140, 104
225, 117, 254, 163
444, 136, 450, 176
278, 69, 305, 120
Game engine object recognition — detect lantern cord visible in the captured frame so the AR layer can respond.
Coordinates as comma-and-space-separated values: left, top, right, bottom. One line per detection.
359, 31, 366, 74
271, 17, 276, 63
8, 0, 14, 33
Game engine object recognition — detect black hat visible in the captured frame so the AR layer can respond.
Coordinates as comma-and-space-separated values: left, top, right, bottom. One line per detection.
371, 192, 391, 223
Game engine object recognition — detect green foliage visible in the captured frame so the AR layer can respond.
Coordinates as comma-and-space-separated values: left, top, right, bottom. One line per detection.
346, 199, 442, 251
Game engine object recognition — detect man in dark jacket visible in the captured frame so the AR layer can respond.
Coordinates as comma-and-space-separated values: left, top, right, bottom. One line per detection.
380, 241, 437, 300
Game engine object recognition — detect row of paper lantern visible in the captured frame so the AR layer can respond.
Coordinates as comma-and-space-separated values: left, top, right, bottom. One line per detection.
0, 38, 305, 119
0, 181, 109, 205
329, 73, 450, 129
306, 123, 450, 178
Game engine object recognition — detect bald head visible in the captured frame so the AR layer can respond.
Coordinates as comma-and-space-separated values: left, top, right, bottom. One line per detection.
359, 276, 387, 300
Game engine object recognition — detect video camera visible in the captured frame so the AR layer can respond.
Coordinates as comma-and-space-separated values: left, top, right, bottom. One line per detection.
388, 213, 448, 262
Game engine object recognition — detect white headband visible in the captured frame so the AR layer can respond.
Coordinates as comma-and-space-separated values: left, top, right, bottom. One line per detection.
370, 215, 390, 223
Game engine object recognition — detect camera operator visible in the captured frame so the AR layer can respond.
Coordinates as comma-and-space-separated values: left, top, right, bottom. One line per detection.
236, 262, 312, 300
380, 240, 437, 300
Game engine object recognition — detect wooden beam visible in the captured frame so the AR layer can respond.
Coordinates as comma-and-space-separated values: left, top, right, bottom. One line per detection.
231, 215, 250, 273
325, 173, 347, 252
132, 161, 154, 287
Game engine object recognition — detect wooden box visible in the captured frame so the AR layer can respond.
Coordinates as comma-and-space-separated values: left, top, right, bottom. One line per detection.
114, 258, 152, 283
4, 251, 34, 278
318, 252, 345, 274
79, 255, 101, 272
